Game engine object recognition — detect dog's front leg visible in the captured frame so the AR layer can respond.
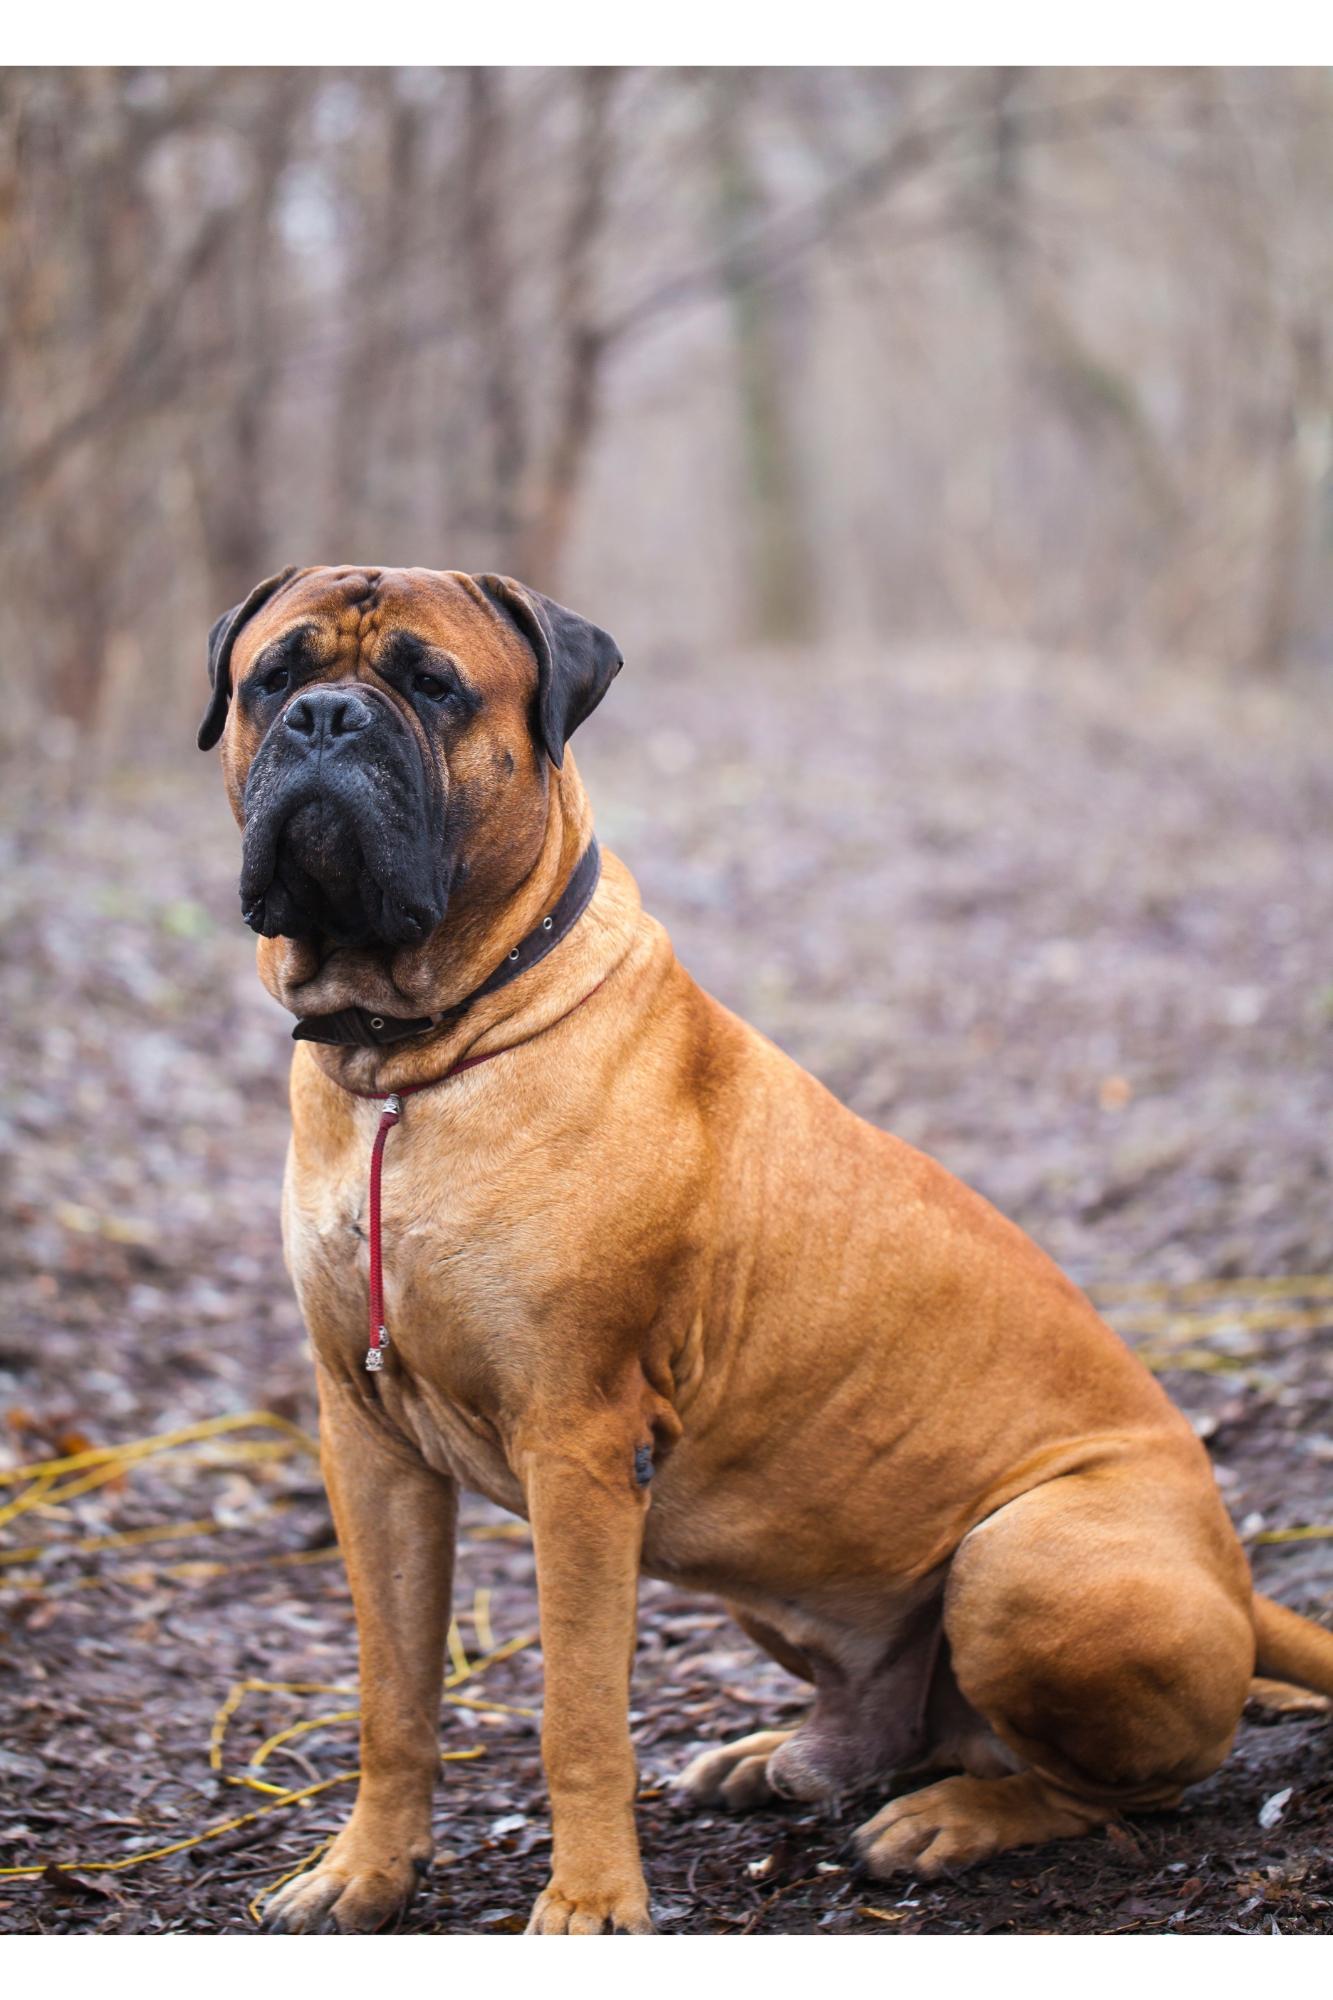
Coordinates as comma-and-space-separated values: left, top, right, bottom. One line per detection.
523, 1440, 653, 1934
262, 1367, 457, 1933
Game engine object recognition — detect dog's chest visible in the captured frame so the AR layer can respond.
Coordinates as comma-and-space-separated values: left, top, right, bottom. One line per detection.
282, 1115, 541, 1507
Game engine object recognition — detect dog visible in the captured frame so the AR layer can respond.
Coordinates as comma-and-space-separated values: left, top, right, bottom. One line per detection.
200, 564, 1333, 1934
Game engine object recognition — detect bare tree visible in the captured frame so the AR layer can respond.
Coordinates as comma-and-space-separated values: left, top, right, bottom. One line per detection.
187, 71, 308, 612
516, 67, 618, 591
708, 72, 816, 644
3, 64, 1331, 752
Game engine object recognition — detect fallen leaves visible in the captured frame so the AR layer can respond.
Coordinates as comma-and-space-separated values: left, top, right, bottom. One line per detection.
5, 659, 1333, 1933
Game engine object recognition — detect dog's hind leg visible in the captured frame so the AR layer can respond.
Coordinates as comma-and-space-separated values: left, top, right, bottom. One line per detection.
854, 1469, 1254, 1881
673, 1607, 806, 1810
856, 1769, 1111, 1876
677, 1599, 949, 1814
676, 1728, 800, 1810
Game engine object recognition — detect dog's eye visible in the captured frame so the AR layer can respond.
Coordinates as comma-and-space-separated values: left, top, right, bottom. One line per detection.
413, 671, 452, 702
262, 665, 291, 696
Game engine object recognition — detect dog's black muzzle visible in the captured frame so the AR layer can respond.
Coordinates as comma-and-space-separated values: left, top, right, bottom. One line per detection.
238, 686, 448, 947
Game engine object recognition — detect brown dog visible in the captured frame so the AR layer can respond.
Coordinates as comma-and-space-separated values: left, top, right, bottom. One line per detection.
201, 564, 1333, 1934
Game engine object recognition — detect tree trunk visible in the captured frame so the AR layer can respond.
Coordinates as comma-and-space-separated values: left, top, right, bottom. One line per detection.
459, 68, 527, 569
516, 69, 618, 593
189, 72, 303, 614
1251, 313, 1325, 674
709, 76, 815, 646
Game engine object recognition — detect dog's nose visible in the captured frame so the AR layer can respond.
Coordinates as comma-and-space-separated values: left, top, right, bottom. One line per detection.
283, 687, 375, 749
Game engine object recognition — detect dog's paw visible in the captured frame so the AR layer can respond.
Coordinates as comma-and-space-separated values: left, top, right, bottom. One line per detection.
674, 1728, 795, 1812
854, 1772, 1101, 1882
854, 1782, 986, 1881
526, 1874, 655, 1934
261, 1846, 428, 1933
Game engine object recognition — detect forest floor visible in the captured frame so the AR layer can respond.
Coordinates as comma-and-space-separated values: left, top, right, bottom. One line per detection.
2, 640, 1332, 1935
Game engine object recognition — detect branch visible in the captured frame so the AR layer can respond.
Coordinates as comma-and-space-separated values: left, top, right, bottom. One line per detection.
596, 79, 1146, 348
1, 206, 234, 503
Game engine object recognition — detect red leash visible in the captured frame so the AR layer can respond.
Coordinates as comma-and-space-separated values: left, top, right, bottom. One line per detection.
346, 983, 605, 1373
364, 1093, 403, 1373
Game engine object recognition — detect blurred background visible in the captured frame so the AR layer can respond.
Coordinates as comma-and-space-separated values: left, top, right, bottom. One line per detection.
4, 65, 1333, 754
2, 66, 1332, 1933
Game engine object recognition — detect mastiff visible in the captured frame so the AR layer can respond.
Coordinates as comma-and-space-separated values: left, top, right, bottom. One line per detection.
200, 564, 1333, 1933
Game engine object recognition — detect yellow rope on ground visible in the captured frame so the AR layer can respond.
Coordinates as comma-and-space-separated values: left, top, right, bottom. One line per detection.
1139, 1347, 1267, 1379
0, 1770, 362, 1881
1251, 1523, 1333, 1546
243, 1690, 537, 1772
0, 1738, 486, 1883
0, 1471, 63, 1531
0, 1542, 342, 1597
0, 1412, 316, 1570
447, 1692, 538, 1718
210, 1680, 357, 1771
210, 1634, 540, 1771
193, 1440, 299, 1466
1109, 1303, 1333, 1339
227, 1744, 485, 1799
446, 1617, 471, 1682
0, 1404, 537, 1904
0, 1435, 307, 1532
0, 1502, 297, 1569
212, 1632, 542, 1776
247, 1837, 335, 1926
1091, 1274, 1333, 1305
251, 1708, 360, 1770
3, 1458, 141, 1532
240, 1684, 537, 1778
0, 1409, 318, 1488
240, 1743, 493, 1925
445, 1629, 539, 1688
1, 1515, 234, 1568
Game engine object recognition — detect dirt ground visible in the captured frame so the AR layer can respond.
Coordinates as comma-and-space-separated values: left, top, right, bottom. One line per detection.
2, 641, 1331, 1934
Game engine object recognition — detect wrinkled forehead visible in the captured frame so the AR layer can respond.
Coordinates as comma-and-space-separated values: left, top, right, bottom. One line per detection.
234, 566, 527, 683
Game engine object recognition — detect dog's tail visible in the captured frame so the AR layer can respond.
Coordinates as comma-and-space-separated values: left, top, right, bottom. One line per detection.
1253, 1593, 1333, 1698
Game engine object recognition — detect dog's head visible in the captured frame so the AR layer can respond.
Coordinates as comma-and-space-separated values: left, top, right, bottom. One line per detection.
199, 566, 621, 955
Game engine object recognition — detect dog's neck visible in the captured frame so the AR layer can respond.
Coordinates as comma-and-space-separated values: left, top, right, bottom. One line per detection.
292, 837, 603, 1049
254, 759, 606, 1092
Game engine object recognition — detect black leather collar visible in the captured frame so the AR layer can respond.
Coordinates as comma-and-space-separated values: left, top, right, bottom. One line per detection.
292, 839, 602, 1050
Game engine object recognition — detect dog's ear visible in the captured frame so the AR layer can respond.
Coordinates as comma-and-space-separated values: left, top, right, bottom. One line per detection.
197, 566, 299, 751
477, 575, 623, 770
